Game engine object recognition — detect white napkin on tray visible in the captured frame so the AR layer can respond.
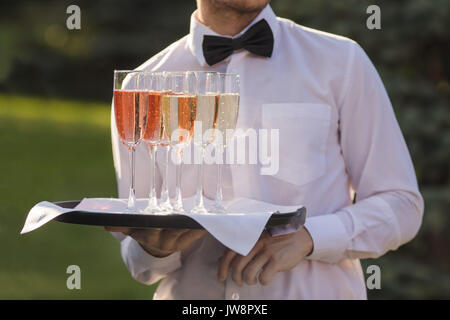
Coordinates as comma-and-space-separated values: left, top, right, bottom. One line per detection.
21, 197, 305, 256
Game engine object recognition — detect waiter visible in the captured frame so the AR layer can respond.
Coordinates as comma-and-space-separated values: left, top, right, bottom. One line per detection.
107, 0, 424, 299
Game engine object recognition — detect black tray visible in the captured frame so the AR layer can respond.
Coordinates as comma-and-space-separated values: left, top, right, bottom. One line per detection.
53, 201, 306, 230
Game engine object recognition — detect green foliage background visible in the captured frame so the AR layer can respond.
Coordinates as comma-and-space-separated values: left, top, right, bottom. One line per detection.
0, 0, 448, 299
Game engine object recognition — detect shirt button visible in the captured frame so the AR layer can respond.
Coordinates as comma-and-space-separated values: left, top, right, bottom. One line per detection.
231, 292, 240, 300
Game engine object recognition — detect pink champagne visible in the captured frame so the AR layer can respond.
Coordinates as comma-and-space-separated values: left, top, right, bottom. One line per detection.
142, 91, 162, 144
114, 90, 143, 146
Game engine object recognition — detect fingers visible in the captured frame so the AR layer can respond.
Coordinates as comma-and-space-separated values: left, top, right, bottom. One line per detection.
217, 240, 264, 285
159, 229, 189, 251
259, 258, 278, 285
105, 227, 205, 255
216, 231, 284, 287
230, 245, 262, 286
128, 228, 162, 247
218, 250, 237, 282
218, 248, 278, 286
104, 226, 131, 233
242, 251, 270, 285
176, 230, 207, 251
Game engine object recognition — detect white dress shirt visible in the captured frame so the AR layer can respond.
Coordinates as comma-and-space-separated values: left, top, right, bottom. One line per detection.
111, 5, 423, 300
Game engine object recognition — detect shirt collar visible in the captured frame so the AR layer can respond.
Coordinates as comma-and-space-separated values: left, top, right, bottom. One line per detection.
187, 4, 279, 67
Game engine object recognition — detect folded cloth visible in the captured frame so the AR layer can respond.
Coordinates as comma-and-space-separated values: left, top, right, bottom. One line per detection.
21, 197, 305, 256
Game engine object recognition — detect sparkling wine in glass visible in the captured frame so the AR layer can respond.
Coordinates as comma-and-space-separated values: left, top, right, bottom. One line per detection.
190, 71, 218, 214
139, 72, 163, 213
194, 72, 219, 147
213, 73, 240, 213
162, 72, 197, 212
113, 70, 144, 212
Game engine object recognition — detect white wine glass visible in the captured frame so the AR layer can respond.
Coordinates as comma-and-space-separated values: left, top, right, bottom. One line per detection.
161, 72, 197, 212
191, 71, 218, 214
213, 73, 240, 213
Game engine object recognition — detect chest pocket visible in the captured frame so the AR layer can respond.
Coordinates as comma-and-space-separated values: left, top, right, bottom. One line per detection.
261, 103, 331, 187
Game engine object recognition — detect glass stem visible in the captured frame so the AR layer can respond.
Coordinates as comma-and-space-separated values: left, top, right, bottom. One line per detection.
127, 146, 137, 211
174, 148, 183, 210
215, 160, 223, 205
160, 145, 172, 209
148, 145, 158, 207
195, 147, 205, 209
214, 146, 226, 212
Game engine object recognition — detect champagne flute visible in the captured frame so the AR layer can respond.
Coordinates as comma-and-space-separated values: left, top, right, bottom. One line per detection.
213, 73, 240, 213
139, 72, 163, 213
158, 72, 173, 212
191, 71, 217, 214
194, 71, 219, 147
162, 72, 197, 212
113, 70, 143, 212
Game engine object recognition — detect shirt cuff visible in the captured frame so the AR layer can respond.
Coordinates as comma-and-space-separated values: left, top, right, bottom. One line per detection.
124, 237, 182, 275
303, 213, 349, 264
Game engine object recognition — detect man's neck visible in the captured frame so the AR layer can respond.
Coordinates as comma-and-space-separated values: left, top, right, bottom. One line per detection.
195, 3, 263, 36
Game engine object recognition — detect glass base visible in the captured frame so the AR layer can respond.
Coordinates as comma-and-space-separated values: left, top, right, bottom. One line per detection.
140, 197, 161, 214
141, 205, 162, 214
125, 188, 137, 213
159, 200, 173, 213
172, 203, 185, 213
124, 207, 138, 214
211, 204, 226, 214
190, 205, 208, 214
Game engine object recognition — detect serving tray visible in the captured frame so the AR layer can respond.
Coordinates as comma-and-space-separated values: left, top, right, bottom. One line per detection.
53, 201, 306, 230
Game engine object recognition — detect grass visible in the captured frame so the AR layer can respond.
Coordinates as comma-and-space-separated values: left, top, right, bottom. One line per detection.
0, 94, 157, 299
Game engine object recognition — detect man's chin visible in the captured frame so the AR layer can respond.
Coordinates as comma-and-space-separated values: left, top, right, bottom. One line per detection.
212, 0, 270, 14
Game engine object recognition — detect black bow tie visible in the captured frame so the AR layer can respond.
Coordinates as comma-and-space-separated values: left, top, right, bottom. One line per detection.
202, 19, 274, 66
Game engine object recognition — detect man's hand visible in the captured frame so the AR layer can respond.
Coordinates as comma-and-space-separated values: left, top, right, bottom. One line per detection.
218, 227, 313, 286
105, 226, 207, 258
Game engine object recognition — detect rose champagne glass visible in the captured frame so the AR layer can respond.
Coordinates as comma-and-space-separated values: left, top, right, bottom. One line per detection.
139, 72, 163, 213
113, 70, 144, 212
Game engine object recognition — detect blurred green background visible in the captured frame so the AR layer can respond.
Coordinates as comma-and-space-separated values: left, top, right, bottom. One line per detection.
0, 0, 448, 299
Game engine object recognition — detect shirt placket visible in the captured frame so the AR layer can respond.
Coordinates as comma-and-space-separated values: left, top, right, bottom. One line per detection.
225, 277, 241, 300
223, 53, 244, 301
